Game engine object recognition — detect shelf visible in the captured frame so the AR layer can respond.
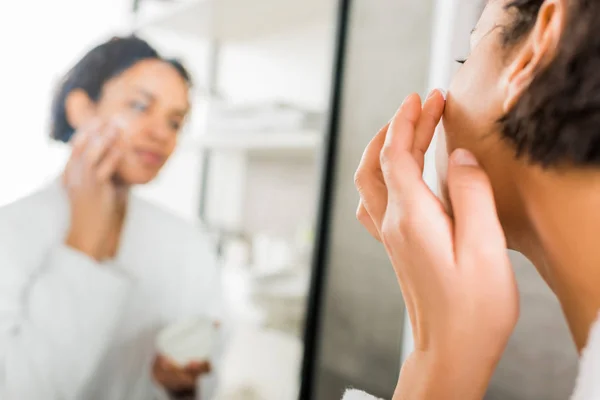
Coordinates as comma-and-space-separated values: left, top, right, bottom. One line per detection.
133, 0, 336, 42
184, 130, 322, 157
250, 270, 309, 300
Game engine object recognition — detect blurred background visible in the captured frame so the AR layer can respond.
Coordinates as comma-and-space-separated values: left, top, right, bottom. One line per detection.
0, 0, 580, 399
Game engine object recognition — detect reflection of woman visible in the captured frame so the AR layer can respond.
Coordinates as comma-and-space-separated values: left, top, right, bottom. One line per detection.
0, 36, 221, 400
349, 1, 600, 399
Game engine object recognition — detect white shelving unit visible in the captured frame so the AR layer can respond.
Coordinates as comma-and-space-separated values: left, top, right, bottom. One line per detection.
184, 130, 322, 157
132, 0, 333, 250
133, 0, 335, 160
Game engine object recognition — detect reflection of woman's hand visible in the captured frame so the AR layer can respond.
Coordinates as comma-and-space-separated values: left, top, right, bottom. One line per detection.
354, 91, 519, 399
64, 118, 125, 261
152, 355, 211, 399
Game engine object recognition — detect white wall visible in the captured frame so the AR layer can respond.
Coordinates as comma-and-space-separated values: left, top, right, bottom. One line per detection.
0, 0, 131, 205
218, 21, 334, 111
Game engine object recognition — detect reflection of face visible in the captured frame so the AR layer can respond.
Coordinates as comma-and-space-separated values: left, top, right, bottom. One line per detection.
436, 0, 527, 236
76, 59, 190, 185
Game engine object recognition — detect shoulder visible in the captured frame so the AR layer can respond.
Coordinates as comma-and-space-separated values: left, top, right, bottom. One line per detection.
571, 312, 600, 400
0, 179, 68, 275
0, 179, 67, 240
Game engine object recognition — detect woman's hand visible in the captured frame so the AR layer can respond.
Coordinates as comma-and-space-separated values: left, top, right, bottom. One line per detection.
152, 355, 211, 399
64, 118, 126, 261
354, 91, 519, 400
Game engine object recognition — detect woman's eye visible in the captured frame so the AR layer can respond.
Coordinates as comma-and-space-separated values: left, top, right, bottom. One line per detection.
130, 101, 148, 112
169, 120, 182, 131
455, 58, 467, 65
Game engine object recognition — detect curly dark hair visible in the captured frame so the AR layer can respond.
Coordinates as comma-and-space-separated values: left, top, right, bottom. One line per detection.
50, 35, 192, 143
498, 0, 600, 166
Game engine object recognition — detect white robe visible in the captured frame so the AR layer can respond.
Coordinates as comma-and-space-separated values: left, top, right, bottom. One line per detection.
342, 313, 600, 400
0, 179, 222, 400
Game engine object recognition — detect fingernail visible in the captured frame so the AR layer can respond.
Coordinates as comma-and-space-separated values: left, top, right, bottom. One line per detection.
438, 89, 447, 100
451, 148, 478, 166
427, 89, 446, 101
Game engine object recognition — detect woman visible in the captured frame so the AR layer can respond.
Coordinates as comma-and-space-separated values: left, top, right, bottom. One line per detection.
0, 36, 221, 400
350, 0, 600, 399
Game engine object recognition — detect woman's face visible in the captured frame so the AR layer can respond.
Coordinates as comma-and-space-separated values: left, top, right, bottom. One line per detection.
436, 0, 533, 234
69, 59, 190, 185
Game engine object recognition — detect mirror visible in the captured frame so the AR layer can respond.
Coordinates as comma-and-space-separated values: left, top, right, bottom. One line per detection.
0, 1, 339, 399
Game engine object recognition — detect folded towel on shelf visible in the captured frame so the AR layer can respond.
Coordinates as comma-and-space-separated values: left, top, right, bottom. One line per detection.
206, 102, 325, 133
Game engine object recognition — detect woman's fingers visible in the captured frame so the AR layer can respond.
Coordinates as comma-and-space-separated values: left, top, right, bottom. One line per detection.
356, 201, 381, 241
380, 94, 428, 205
83, 122, 119, 169
95, 119, 125, 181
184, 361, 211, 376
385, 94, 421, 155
154, 356, 198, 388
174, 371, 197, 388
96, 145, 123, 182
413, 89, 446, 171
66, 120, 102, 175
447, 149, 506, 262
354, 122, 390, 230
356, 92, 442, 240
375, 95, 429, 351
71, 119, 102, 157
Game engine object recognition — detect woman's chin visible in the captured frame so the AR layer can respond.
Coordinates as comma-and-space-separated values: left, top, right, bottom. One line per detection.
114, 170, 158, 186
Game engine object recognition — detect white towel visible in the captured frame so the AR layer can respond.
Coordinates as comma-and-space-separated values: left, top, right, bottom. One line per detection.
342, 389, 383, 400
571, 312, 600, 400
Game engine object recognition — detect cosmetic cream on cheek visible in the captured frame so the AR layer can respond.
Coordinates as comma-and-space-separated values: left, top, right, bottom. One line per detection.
111, 115, 135, 147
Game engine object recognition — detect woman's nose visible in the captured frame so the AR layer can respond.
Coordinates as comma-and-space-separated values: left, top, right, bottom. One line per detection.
147, 120, 173, 143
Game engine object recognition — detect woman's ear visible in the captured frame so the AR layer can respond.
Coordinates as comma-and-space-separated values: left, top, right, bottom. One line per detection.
65, 89, 96, 130
502, 0, 566, 112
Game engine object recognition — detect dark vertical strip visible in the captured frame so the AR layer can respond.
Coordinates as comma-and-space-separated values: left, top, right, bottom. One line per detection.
299, 0, 352, 398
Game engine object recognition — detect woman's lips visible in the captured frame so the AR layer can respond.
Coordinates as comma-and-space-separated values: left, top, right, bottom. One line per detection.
135, 150, 165, 166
